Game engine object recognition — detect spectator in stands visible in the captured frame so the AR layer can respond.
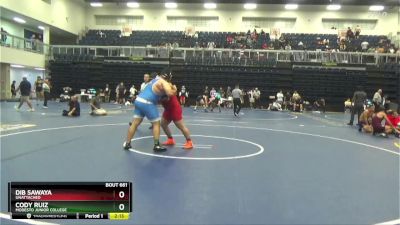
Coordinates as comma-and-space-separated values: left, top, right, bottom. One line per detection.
207, 41, 215, 49
104, 84, 110, 102
260, 29, 265, 37
355, 25, 361, 39
116, 82, 126, 104
372, 89, 383, 111
347, 85, 367, 126
1, 27, 7, 44
90, 92, 107, 116
246, 30, 251, 37
15, 77, 34, 112
298, 41, 304, 50
63, 95, 80, 117
285, 44, 291, 50
346, 27, 354, 40
253, 87, 261, 109
30, 34, 36, 50
361, 40, 369, 52
292, 91, 303, 112
11, 80, 16, 99
262, 42, 267, 49
389, 45, 395, 54
339, 39, 346, 51
42, 79, 51, 109
279, 35, 286, 49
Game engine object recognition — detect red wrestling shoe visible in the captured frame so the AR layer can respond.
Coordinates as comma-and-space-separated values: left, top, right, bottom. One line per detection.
162, 138, 175, 146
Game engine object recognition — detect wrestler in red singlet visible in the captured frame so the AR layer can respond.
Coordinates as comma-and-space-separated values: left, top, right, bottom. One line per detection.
162, 95, 182, 122
161, 95, 193, 149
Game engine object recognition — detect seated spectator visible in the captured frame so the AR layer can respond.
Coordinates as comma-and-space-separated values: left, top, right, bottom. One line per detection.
63, 96, 80, 117
292, 91, 303, 112
90, 93, 107, 116
262, 42, 267, 49
313, 97, 326, 113
372, 107, 400, 137
298, 41, 304, 50
260, 29, 265, 36
268, 101, 282, 111
361, 41, 369, 52
358, 103, 374, 133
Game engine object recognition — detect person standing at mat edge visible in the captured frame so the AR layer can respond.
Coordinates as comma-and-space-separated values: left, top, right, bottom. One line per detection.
11, 80, 16, 99
42, 79, 51, 108
372, 89, 382, 112
347, 85, 367, 126
123, 71, 177, 152
15, 77, 34, 112
34, 76, 44, 106
232, 84, 243, 116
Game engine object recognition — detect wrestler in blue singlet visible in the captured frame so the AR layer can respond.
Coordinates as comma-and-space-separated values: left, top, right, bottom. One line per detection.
133, 77, 162, 122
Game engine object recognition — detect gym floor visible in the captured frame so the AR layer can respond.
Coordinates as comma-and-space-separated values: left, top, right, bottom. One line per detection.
1, 101, 399, 225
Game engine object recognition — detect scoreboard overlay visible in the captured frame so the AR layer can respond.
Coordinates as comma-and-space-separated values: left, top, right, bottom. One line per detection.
8, 182, 132, 220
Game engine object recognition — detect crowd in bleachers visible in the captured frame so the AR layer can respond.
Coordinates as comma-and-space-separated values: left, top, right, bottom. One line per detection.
79, 28, 398, 53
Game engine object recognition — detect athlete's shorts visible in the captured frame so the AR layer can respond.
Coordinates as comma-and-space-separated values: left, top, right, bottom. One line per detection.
20, 96, 30, 102
162, 107, 182, 122
133, 98, 160, 122
180, 96, 186, 102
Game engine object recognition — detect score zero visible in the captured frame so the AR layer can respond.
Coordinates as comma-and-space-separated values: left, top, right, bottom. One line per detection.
105, 183, 127, 187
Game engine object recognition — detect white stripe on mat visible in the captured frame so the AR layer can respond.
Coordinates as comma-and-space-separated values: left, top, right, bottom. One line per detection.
375, 218, 400, 225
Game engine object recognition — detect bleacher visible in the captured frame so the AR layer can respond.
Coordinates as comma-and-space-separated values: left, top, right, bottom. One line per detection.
283, 33, 387, 51
78, 29, 389, 51
49, 54, 399, 111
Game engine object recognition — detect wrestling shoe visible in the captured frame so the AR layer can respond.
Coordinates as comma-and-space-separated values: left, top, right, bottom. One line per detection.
123, 142, 132, 150
153, 145, 167, 152
378, 133, 388, 138
162, 138, 176, 145
183, 140, 193, 150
